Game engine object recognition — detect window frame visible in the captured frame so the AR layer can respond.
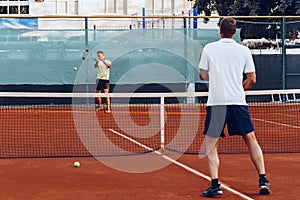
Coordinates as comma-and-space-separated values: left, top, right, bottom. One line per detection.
0, 0, 29, 15
55, 0, 78, 15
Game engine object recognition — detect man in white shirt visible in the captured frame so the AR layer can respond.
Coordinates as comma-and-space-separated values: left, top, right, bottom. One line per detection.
94, 51, 112, 113
199, 17, 270, 197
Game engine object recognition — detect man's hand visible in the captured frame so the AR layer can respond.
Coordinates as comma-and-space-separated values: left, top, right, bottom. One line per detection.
94, 60, 100, 68
243, 72, 256, 91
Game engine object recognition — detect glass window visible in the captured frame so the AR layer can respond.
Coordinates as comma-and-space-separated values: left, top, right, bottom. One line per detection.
9, 5, 18, 14
0, 0, 29, 14
20, 5, 28, 14
0, 6, 8, 14
56, 0, 78, 15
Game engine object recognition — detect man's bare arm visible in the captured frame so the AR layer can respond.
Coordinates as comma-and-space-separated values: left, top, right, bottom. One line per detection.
243, 72, 256, 91
200, 69, 209, 81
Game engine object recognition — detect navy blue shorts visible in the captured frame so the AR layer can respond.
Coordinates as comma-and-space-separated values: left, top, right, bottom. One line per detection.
204, 105, 254, 138
96, 79, 109, 91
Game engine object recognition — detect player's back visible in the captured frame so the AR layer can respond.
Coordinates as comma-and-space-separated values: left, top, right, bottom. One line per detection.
202, 38, 255, 105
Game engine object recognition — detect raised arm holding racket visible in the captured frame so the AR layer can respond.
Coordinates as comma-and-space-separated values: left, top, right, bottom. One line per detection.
94, 50, 112, 113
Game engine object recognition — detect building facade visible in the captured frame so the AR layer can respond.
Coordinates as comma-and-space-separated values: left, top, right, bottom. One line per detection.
0, 0, 195, 29
0, 0, 193, 16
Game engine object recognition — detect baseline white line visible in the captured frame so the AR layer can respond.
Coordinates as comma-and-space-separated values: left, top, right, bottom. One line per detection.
109, 128, 254, 200
253, 118, 300, 129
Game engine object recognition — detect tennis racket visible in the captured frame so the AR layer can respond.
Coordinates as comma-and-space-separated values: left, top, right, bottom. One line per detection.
81, 49, 97, 61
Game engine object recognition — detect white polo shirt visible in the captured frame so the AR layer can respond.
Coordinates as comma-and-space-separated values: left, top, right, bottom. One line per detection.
199, 38, 255, 106
96, 60, 112, 80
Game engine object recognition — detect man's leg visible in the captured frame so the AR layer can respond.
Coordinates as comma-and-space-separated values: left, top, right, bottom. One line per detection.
202, 136, 222, 197
96, 90, 102, 109
103, 88, 110, 112
205, 136, 220, 179
243, 132, 270, 195
242, 132, 265, 174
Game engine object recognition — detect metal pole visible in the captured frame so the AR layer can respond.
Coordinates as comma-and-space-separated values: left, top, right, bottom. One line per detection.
142, 7, 145, 29
193, 8, 198, 29
93, 24, 96, 41
160, 95, 165, 151
184, 19, 188, 97
183, 17, 187, 29
84, 17, 89, 96
85, 17, 88, 48
281, 17, 286, 90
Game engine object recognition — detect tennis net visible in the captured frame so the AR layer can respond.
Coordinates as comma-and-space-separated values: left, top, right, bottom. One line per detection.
0, 90, 300, 158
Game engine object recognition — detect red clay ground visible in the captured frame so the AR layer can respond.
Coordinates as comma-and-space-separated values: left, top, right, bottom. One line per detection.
0, 153, 298, 200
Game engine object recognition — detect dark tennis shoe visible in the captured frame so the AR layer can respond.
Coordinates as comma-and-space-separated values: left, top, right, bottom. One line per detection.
202, 184, 223, 197
259, 178, 271, 195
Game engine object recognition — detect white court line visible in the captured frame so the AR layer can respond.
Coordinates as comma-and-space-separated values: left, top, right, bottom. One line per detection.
109, 128, 254, 200
253, 118, 300, 129
274, 112, 298, 118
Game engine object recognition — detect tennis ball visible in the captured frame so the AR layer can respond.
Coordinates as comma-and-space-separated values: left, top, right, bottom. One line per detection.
73, 66, 78, 71
73, 161, 80, 167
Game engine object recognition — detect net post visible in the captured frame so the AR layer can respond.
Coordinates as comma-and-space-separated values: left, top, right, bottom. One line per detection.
160, 95, 165, 151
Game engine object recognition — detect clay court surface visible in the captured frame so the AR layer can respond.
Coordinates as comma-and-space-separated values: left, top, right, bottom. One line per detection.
0, 153, 299, 200
1, 95, 299, 199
